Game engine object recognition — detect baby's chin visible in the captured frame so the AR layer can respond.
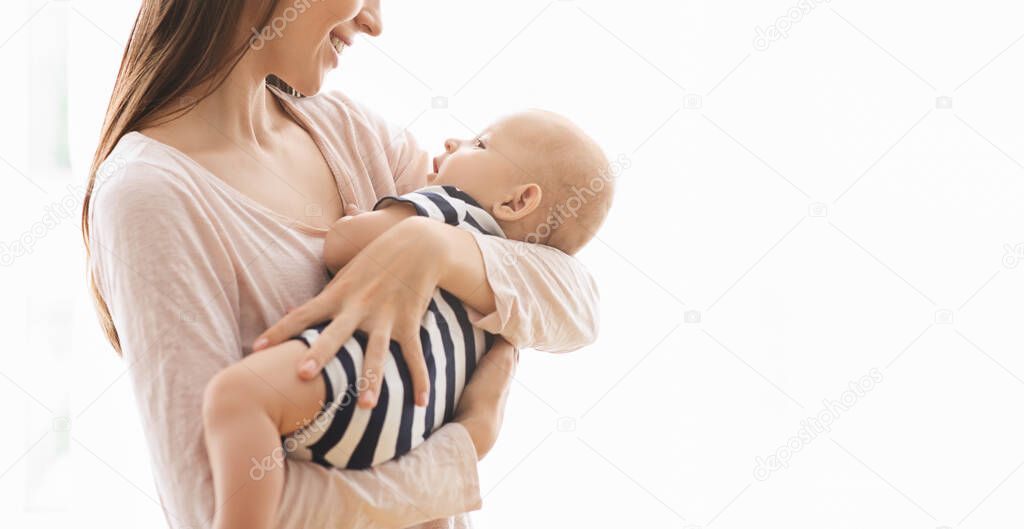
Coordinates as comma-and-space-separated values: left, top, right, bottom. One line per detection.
429, 173, 470, 192
430, 169, 492, 193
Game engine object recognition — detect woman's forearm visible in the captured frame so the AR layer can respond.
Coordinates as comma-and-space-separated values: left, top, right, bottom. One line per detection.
417, 216, 601, 352
277, 423, 481, 528
423, 217, 498, 315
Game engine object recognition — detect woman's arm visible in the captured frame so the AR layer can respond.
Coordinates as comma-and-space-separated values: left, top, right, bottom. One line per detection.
90, 163, 482, 529
424, 218, 600, 352
321, 211, 597, 348
324, 209, 598, 351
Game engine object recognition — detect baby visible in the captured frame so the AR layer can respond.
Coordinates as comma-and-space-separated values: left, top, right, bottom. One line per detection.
202, 109, 613, 529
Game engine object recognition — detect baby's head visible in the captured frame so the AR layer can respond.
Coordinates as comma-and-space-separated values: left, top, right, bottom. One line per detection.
428, 110, 613, 255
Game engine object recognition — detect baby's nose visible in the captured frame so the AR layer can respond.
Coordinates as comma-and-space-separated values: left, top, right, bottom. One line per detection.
444, 139, 458, 153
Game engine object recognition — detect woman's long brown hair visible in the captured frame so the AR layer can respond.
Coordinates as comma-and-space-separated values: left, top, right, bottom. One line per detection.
82, 0, 279, 353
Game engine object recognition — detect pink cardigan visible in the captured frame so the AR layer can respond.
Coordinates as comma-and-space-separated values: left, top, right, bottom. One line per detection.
87, 86, 599, 529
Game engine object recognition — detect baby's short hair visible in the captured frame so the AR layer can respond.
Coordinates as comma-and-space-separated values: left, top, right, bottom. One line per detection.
514, 110, 614, 255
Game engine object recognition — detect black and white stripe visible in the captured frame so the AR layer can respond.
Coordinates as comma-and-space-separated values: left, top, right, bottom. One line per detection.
375, 185, 506, 239
285, 186, 502, 469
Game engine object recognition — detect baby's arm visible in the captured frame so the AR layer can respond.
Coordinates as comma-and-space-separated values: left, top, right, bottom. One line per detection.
324, 203, 416, 274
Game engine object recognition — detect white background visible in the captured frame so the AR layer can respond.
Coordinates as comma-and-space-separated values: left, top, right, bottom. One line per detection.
2, 0, 1024, 528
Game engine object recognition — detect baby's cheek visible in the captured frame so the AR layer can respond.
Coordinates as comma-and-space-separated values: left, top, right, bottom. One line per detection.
440, 173, 475, 193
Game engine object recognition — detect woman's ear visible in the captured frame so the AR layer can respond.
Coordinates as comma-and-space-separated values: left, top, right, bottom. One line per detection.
492, 184, 543, 222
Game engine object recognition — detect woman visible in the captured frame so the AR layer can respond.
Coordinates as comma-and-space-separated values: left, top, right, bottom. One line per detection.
81, 1, 600, 528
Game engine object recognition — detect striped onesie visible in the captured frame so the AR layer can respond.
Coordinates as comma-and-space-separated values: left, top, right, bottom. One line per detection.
284, 185, 503, 469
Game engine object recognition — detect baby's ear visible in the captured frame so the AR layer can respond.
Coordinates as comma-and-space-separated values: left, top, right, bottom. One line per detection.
492, 184, 543, 221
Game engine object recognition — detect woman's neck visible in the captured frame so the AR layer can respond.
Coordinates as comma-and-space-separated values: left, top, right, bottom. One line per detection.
154, 54, 289, 152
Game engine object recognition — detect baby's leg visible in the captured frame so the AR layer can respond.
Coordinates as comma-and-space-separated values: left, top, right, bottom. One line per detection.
202, 339, 326, 529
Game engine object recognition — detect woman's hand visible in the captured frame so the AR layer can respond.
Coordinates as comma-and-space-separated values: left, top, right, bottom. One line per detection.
455, 337, 518, 460
254, 216, 448, 409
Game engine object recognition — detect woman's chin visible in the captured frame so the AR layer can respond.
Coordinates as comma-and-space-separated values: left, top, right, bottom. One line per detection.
297, 48, 339, 95
300, 76, 325, 96
270, 48, 339, 96
273, 69, 325, 97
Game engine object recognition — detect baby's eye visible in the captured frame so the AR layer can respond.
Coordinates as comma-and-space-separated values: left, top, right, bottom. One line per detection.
474, 138, 486, 149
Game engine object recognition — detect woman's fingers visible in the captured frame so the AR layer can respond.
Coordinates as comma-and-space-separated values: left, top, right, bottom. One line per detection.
358, 329, 391, 409
298, 315, 359, 380
397, 329, 430, 407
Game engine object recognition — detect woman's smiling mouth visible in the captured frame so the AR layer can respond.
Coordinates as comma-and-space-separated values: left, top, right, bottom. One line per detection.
329, 30, 351, 55
330, 35, 345, 54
